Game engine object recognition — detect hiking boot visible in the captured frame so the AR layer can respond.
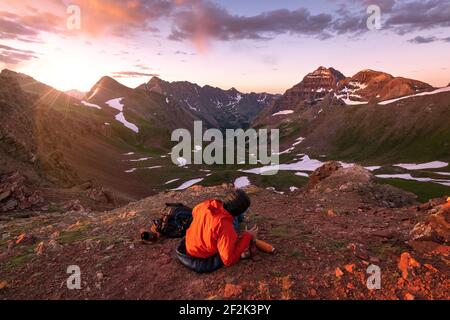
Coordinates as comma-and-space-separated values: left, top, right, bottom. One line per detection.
140, 227, 159, 243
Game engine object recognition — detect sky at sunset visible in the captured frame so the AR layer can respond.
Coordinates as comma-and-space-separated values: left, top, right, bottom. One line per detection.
0, 0, 449, 94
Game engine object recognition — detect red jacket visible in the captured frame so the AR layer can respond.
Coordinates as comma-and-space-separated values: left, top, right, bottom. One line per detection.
186, 199, 252, 266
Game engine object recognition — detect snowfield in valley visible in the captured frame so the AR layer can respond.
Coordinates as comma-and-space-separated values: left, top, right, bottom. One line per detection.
394, 161, 448, 170
105, 98, 139, 133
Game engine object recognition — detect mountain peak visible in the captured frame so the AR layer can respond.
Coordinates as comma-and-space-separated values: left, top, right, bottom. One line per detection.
145, 76, 170, 95
1, 68, 33, 81
228, 87, 240, 93
1, 68, 15, 75
335, 69, 433, 103
86, 76, 132, 102
254, 66, 346, 121
147, 75, 164, 83
304, 66, 345, 83
98, 76, 121, 86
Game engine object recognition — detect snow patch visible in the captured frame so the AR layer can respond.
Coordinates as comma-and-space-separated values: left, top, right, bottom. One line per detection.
165, 178, 180, 185
276, 147, 294, 155
257, 94, 268, 103
272, 110, 294, 116
105, 98, 124, 111
241, 155, 327, 175
87, 88, 99, 100
295, 172, 309, 177
81, 101, 101, 109
379, 86, 450, 105
184, 99, 198, 111
234, 176, 251, 188
394, 161, 448, 170
365, 166, 382, 171
172, 178, 204, 191
128, 157, 152, 162
292, 137, 305, 146
105, 98, 139, 133
115, 113, 139, 133
266, 187, 284, 195
376, 174, 450, 187
341, 98, 368, 105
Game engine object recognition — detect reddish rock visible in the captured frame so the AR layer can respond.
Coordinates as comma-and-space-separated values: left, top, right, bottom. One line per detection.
0, 281, 7, 290
307, 161, 343, 190
410, 199, 450, 244
15, 233, 37, 245
335, 267, 344, 278
335, 69, 433, 103
223, 284, 243, 298
344, 264, 355, 273
398, 252, 420, 280
256, 66, 345, 123
327, 209, 336, 217
404, 293, 415, 300
0, 171, 43, 212
35, 241, 44, 255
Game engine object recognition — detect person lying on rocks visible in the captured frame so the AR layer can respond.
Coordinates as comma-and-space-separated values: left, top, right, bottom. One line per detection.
176, 189, 258, 273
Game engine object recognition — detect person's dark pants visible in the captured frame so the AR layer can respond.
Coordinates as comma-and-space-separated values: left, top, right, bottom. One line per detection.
233, 213, 245, 231
175, 238, 223, 273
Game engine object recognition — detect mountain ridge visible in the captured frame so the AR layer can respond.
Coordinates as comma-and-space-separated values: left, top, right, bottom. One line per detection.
141, 76, 279, 129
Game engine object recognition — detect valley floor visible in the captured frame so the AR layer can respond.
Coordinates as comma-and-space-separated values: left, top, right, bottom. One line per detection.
0, 181, 448, 300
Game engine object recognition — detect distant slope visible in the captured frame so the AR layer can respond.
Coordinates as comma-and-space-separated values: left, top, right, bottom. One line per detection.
142, 77, 279, 129
0, 69, 197, 201
335, 69, 434, 104
65, 89, 86, 100
266, 87, 450, 163
84, 75, 198, 148
253, 67, 449, 163
254, 66, 344, 125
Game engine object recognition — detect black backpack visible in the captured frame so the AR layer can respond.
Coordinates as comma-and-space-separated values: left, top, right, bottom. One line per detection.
153, 203, 193, 238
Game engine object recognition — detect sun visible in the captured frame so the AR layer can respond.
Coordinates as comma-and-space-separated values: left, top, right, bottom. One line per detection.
22, 42, 114, 93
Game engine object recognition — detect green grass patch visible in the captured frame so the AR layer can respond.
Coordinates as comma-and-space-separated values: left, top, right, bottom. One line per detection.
271, 225, 295, 240
330, 239, 348, 249
377, 178, 450, 203
9, 252, 33, 267
3, 246, 36, 271
289, 248, 304, 259
57, 224, 90, 244
251, 171, 308, 191
369, 243, 405, 260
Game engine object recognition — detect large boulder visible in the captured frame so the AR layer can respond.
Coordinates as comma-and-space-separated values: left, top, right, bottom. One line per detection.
307, 161, 343, 190
410, 199, 450, 244
307, 163, 417, 208
0, 171, 43, 213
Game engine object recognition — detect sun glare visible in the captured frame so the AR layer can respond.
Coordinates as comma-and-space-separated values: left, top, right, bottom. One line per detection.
25, 46, 110, 92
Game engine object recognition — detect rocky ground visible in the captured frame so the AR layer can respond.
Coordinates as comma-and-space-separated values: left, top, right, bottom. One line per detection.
0, 164, 448, 300
0, 171, 120, 219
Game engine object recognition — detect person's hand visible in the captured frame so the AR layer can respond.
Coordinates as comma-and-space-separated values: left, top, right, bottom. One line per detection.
246, 225, 259, 239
